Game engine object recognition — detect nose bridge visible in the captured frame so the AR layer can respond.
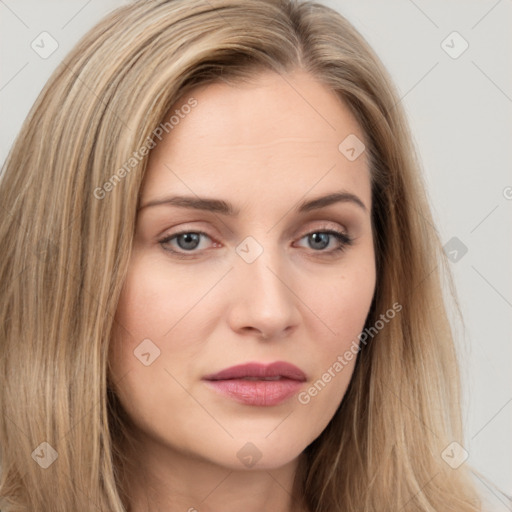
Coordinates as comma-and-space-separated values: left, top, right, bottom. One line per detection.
235, 232, 287, 298
230, 231, 298, 334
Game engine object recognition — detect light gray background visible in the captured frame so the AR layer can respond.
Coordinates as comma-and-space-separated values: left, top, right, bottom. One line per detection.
1, 0, 511, 496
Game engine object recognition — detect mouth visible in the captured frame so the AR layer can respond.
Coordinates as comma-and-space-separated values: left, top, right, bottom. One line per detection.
202, 361, 306, 406
203, 361, 307, 382
232, 376, 283, 381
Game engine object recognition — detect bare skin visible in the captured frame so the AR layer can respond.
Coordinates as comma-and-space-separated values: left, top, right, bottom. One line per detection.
109, 69, 376, 512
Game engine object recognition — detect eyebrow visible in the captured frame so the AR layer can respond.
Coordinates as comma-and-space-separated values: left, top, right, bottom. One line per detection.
138, 191, 367, 215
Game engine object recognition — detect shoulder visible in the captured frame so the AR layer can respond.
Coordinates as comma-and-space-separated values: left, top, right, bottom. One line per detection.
470, 469, 512, 511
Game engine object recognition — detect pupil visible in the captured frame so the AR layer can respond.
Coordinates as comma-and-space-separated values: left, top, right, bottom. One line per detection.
310, 233, 329, 250
175, 233, 330, 251
178, 233, 200, 250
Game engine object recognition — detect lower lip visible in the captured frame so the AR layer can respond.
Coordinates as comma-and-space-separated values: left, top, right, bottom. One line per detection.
203, 379, 303, 406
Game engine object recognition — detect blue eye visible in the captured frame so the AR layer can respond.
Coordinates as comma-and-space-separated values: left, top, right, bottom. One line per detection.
159, 231, 212, 256
298, 230, 354, 254
158, 229, 353, 259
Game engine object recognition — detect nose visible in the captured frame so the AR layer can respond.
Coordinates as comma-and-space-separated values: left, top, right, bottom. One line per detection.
227, 240, 300, 341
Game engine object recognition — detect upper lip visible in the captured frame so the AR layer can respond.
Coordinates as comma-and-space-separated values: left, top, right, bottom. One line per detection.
203, 361, 307, 381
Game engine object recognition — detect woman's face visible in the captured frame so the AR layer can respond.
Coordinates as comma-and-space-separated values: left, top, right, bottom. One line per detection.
109, 70, 376, 471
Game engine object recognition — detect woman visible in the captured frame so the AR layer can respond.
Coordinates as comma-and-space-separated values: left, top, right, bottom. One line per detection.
0, 0, 508, 510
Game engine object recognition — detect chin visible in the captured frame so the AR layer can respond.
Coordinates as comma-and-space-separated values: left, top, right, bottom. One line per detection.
201, 435, 309, 472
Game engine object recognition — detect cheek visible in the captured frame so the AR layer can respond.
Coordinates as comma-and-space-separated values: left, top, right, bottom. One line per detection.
110, 239, 376, 369
109, 256, 176, 384
299, 252, 375, 405
309, 250, 376, 344
334, 270, 375, 340
112, 252, 218, 349
106, 242, 376, 462
107, 257, 199, 433
109, 253, 224, 395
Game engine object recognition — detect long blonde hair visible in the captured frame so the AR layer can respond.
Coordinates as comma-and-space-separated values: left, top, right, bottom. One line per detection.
0, 0, 483, 510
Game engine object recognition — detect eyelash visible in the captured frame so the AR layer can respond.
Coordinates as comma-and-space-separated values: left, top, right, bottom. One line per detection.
158, 226, 354, 260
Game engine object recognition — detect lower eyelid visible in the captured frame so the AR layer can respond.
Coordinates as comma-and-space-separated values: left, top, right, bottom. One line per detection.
159, 229, 352, 255
159, 231, 212, 248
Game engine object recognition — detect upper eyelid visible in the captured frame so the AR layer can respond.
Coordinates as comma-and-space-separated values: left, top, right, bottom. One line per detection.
159, 223, 350, 246
162, 218, 355, 238
158, 231, 351, 259
158, 219, 349, 238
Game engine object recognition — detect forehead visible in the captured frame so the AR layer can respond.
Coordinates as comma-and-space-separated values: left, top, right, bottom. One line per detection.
141, 70, 370, 208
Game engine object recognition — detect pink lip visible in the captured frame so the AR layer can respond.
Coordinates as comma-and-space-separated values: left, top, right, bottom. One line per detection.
202, 361, 306, 407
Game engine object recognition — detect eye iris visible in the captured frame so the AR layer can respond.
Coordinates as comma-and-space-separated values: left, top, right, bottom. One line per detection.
309, 232, 329, 250
177, 233, 200, 250
169, 231, 341, 253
